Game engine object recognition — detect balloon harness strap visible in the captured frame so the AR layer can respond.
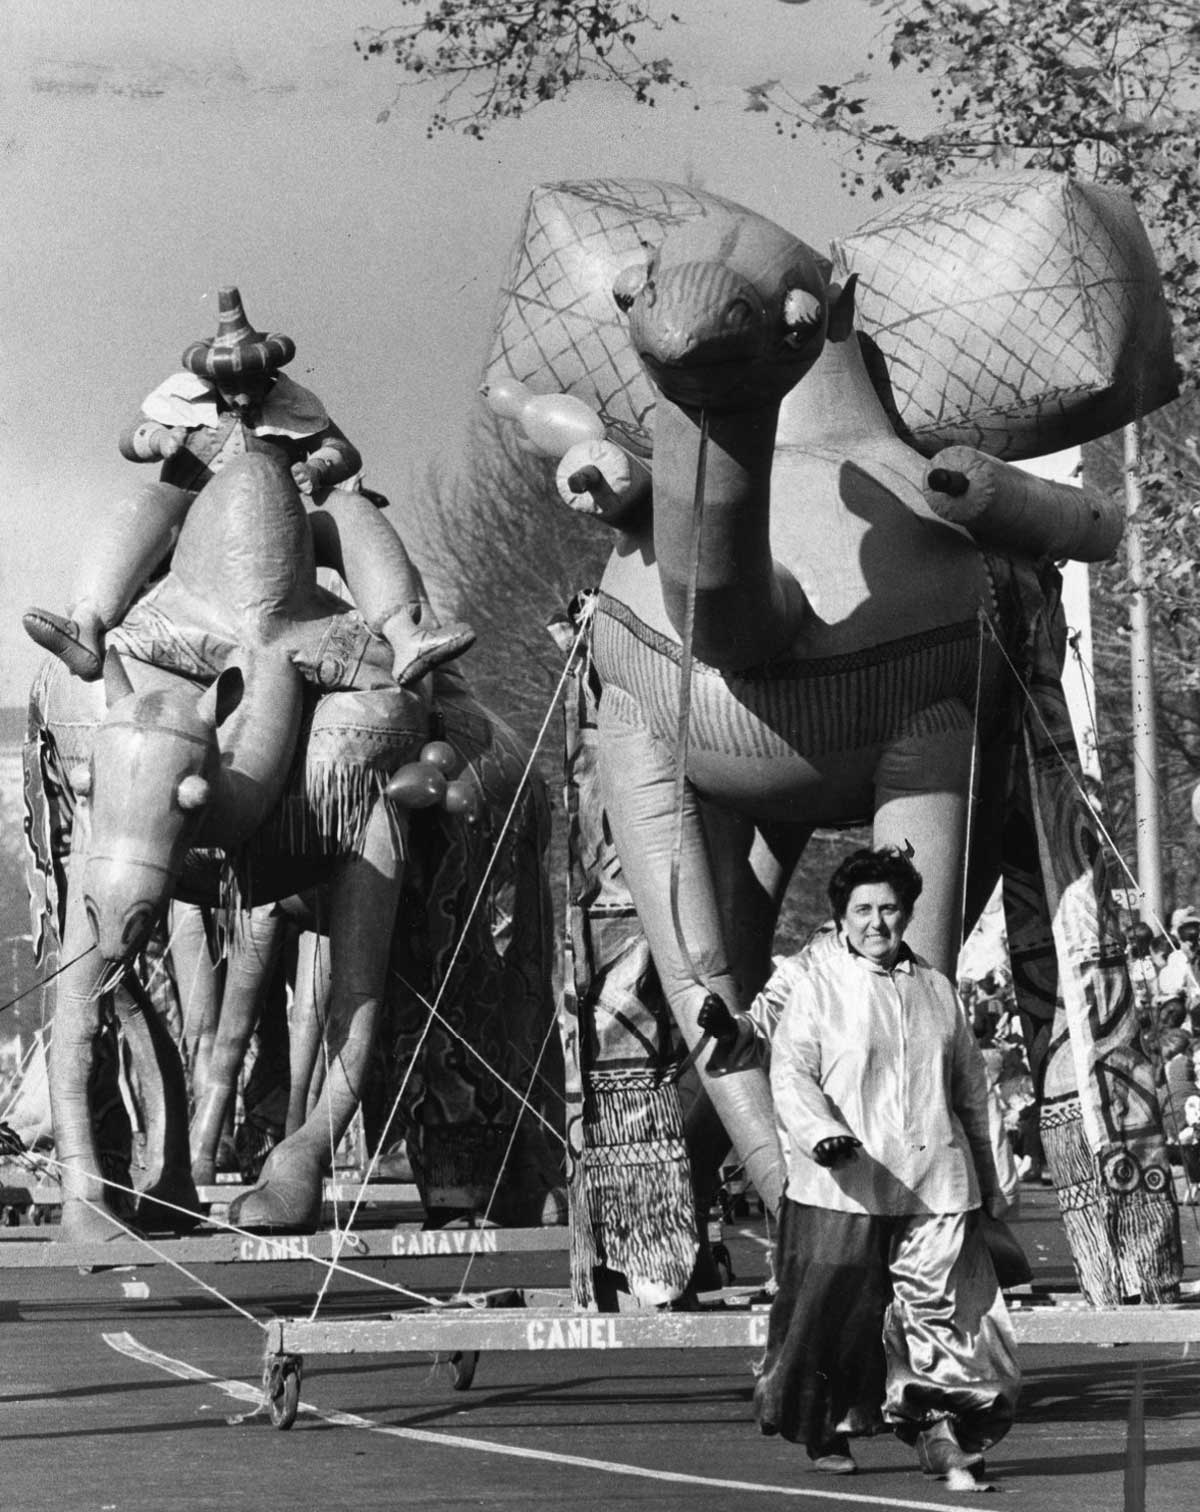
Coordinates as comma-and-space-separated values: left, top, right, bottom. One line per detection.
667, 407, 727, 1077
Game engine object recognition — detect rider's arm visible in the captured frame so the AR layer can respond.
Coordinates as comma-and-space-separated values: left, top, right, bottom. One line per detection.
295, 420, 362, 492
119, 417, 186, 463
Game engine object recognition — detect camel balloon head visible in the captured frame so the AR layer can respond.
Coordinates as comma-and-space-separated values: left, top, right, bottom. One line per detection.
613, 210, 840, 412
79, 653, 242, 960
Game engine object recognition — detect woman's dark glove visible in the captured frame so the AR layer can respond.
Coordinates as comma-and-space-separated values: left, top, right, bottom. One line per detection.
813, 1135, 861, 1168
697, 993, 739, 1049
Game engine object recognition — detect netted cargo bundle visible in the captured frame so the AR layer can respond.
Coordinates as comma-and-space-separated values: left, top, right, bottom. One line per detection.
831, 172, 1177, 460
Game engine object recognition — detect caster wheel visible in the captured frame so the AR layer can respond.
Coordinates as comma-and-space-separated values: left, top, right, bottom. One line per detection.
264, 1353, 302, 1429
449, 1350, 478, 1391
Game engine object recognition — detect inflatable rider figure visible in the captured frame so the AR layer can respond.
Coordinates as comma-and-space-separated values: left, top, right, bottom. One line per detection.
24, 286, 473, 687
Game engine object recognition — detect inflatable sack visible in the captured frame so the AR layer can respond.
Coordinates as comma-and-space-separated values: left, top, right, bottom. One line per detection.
832, 172, 1178, 460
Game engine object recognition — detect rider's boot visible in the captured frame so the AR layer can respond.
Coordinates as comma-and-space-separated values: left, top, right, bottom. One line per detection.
22, 604, 106, 681
382, 603, 475, 687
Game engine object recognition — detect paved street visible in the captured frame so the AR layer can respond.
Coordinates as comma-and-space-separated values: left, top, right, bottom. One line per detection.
1, 1187, 1198, 1511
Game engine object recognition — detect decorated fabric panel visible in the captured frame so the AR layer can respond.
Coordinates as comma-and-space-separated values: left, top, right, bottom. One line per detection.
593, 594, 981, 759
369, 689, 563, 1226
559, 623, 699, 1308
23, 678, 71, 966
993, 556, 1180, 1304
832, 173, 1177, 460
269, 684, 428, 856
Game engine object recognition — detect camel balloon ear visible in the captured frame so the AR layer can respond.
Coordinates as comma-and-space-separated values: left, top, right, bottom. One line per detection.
196, 664, 245, 730
102, 649, 135, 707
613, 258, 649, 314
826, 274, 858, 342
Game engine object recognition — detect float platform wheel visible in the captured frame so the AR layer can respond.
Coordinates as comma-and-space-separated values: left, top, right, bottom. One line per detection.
264, 1352, 303, 1429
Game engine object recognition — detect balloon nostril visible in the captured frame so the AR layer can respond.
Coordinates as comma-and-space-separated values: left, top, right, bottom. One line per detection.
121, 905, 155, 953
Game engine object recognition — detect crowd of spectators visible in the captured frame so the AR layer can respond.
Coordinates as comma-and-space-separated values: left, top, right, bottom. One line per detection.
957, 969, 1046, 1186
1127, 907, 1200, 1194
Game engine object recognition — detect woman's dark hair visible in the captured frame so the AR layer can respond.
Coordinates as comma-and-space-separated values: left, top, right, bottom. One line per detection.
828, 846, 924, 920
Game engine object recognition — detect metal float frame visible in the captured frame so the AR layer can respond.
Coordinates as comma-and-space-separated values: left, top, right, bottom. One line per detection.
257, 1288, 1200, 1430
0, 1223, 569, 1268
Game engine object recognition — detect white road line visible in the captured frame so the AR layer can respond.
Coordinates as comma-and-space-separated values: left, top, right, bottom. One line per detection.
102, 1331, 979, 1510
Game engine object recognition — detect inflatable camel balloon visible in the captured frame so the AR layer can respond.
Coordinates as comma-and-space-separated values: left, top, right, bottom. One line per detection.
484, 176, 1181, 1306
25, 452, 559, 1239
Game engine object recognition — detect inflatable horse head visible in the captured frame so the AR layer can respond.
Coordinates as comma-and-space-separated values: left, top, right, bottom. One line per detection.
71, 654, 246, 959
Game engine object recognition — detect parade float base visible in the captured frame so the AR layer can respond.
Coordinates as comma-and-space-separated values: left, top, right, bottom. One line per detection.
257, 1281, 1200, 1429
5, 1181, 1200, 1433
249, 1179, 1200, 1428
0, 1221, 570, 1269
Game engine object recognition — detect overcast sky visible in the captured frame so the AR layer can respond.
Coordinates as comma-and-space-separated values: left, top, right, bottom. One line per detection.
0, 0, 894, 704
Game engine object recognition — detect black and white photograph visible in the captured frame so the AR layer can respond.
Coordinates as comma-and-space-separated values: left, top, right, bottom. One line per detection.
1, 3, 1198, 1507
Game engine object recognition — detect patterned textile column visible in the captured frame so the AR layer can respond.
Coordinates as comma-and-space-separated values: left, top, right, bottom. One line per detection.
996, 558, 1181, 1304
560, 611, 700, 1308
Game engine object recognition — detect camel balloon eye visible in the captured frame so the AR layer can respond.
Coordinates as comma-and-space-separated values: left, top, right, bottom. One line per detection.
723, 297, 755, 330
782, 288, 823, 346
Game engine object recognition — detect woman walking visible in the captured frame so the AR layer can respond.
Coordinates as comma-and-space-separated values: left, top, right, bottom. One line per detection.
754, 846, 1020, 1487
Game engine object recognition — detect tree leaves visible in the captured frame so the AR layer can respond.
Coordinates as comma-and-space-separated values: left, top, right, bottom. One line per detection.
355, 2, 685, 135
749, 1, 1200, 385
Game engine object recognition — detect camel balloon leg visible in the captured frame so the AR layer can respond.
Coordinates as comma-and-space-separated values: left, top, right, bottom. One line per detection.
598, 704, 786, 1214
680, 805, 809, 1206
50, 855, 127, 1242
50, 803, 197, 1237
113, 971, 201, 1232
871, 720, 975, 977
189, 907, 286, 1185
701, 806, 810, 993
230, 801, 405, 1232
170, 901, 222, 1106
286, 929, 331, 1137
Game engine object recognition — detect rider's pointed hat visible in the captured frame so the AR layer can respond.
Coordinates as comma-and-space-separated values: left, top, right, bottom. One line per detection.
181, 286, 296, 379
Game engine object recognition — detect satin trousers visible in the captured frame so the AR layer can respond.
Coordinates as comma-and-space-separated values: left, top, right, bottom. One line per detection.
753, 1200, 1020, 1456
